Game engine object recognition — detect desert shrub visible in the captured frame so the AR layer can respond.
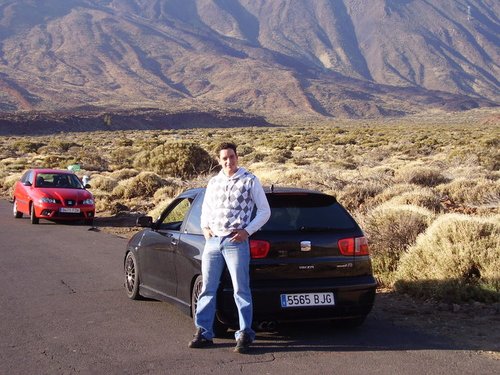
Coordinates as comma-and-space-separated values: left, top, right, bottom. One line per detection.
246, 152, 265, 163
110, 168, 140, 180
12, 140, 46, 153
385, 187, 442, 212
120, 172, 166, 199
291, 156, 310, 166
437, 178, 500, 206
110, 147, 134, 167
0, 173, 22, 193
395, 166, 449, 187
266, 149, 292, 163
75, 148, 109, 171
361, 204, 435, 286
372, 184, 419, 206
237, 145, 254, 156
336, 181, 386, 211
45, 140, 80, 153
89, 175, 118, 192
111, 184, 127, 199
330, 158, 357, 170
34, 155, 74, 169
394, 214, 500, 303
153, 184, 183, 202
133, 141, 215, 178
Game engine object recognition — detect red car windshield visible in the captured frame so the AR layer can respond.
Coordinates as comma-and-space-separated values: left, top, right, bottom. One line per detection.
35, 173, 83, 189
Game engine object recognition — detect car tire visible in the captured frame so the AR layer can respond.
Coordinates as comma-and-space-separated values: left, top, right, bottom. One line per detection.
191, 275, 228, 338
13, 199, 23, 218
30, 203, 39, 224
124, 252, 141, 300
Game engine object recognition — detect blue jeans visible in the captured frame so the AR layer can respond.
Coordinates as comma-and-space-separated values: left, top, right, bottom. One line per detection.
194, 235, 255, 342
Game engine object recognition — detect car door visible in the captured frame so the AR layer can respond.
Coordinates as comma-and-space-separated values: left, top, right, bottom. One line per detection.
15, 170, 34, 214
138, 197, 194, 298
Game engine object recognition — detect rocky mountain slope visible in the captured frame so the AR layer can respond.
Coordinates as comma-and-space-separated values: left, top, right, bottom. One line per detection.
0, 0, 498, 118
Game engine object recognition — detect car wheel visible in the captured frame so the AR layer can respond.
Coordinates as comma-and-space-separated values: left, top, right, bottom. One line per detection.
124, 252, 141, 300
332, 315, 367, 329
13, 199, 23, 218
30, 203, 39, 224
191, 275, 229, 338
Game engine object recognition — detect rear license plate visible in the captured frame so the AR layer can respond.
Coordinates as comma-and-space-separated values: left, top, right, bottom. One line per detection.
60, 207, 80, 213
280, 292, 335, 308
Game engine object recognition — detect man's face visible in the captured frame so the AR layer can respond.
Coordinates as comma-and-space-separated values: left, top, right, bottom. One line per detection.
219, 148, 238, 176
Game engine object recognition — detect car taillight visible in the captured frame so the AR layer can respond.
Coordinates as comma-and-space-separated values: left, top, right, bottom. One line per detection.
338, 236, 369, 256
250, 240, 270, 259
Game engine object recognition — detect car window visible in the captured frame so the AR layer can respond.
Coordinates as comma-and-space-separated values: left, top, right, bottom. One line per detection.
35, 173, 83, 188
159, 197, 193, 231
183, 191, 204, 235
20, 170, 31, 183
261, 193, 356, 231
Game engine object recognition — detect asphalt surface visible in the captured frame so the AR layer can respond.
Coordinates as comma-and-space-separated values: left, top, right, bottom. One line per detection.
0, 199, 498, 375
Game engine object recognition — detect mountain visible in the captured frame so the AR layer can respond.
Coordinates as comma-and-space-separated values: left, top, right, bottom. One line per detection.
0, 0, 498, 119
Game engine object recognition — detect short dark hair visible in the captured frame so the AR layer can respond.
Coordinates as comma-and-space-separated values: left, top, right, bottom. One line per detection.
216, 142, 237, 156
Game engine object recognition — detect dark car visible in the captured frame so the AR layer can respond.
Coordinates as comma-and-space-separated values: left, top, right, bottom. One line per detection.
124, 187, 376, 334
12, 168, 95, 225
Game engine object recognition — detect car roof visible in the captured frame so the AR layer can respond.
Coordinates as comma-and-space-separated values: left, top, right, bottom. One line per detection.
184, 185, 332, 197
31, 168, 76, 174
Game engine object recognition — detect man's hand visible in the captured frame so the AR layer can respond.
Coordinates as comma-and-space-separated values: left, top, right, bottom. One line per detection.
230, 229, 249, 242
202, 227, 213, 240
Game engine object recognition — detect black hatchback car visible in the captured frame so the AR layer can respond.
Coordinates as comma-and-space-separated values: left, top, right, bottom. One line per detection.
124, 187, 376, 334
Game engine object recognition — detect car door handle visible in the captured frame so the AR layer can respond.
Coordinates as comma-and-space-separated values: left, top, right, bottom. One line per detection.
171, 239, 178, 246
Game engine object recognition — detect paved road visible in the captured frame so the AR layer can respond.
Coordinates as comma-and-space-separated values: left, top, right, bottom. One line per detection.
0, 199, 498, 375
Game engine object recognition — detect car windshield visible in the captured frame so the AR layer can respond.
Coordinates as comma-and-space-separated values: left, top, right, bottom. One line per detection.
261, 193, 356, 231
35, 173, 83, 189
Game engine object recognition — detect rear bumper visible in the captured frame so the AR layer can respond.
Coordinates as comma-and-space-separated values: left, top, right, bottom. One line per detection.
217, 276, 377, 325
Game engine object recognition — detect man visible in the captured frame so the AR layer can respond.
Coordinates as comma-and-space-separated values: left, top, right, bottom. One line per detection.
189, 142, 271, 353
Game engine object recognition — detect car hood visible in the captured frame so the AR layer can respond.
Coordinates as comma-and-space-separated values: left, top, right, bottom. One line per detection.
36, 188, 93, 201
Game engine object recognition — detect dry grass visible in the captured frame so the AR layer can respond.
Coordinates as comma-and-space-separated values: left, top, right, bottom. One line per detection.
1, 111, 499, 303
394, 214, 500, 302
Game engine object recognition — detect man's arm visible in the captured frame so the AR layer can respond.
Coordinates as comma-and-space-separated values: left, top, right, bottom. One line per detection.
200, 182, 214, 238
244, 177, 271, 236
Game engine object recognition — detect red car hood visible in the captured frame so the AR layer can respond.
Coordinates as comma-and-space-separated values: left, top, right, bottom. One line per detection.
36, 188, 93, 201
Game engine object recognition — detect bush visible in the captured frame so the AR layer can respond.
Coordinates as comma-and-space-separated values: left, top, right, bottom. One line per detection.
12, 140, 46, 153
385, 187, 442, 212
362, 204, 435, 286
89, 175, 118, 192
120, 172, 166, 199
133, 141, 215, 179
437, 178, 500, 206
396, 166, 449, 187
153, 184, 183, 202
372, 184, 418, 206
336, 181, 386, 211
394, 214, 500, 303
110, 168, 140, 180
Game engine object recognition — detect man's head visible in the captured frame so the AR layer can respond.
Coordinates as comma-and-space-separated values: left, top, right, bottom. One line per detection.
217, 142, 238, 176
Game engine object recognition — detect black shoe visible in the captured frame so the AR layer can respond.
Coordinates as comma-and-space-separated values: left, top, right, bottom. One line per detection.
188, 328, 213, 349
234, 332, 252, 354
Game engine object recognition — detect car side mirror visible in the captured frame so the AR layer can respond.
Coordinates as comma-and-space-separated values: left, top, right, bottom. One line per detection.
23, 181, 32, 186
136, 216, 153, 227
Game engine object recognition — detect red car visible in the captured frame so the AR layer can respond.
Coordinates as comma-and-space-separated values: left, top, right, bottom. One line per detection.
12, 168, 95, 225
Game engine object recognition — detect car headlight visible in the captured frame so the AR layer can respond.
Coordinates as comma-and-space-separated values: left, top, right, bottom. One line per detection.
39, 197, 56, 203
82, 199, 94, 205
